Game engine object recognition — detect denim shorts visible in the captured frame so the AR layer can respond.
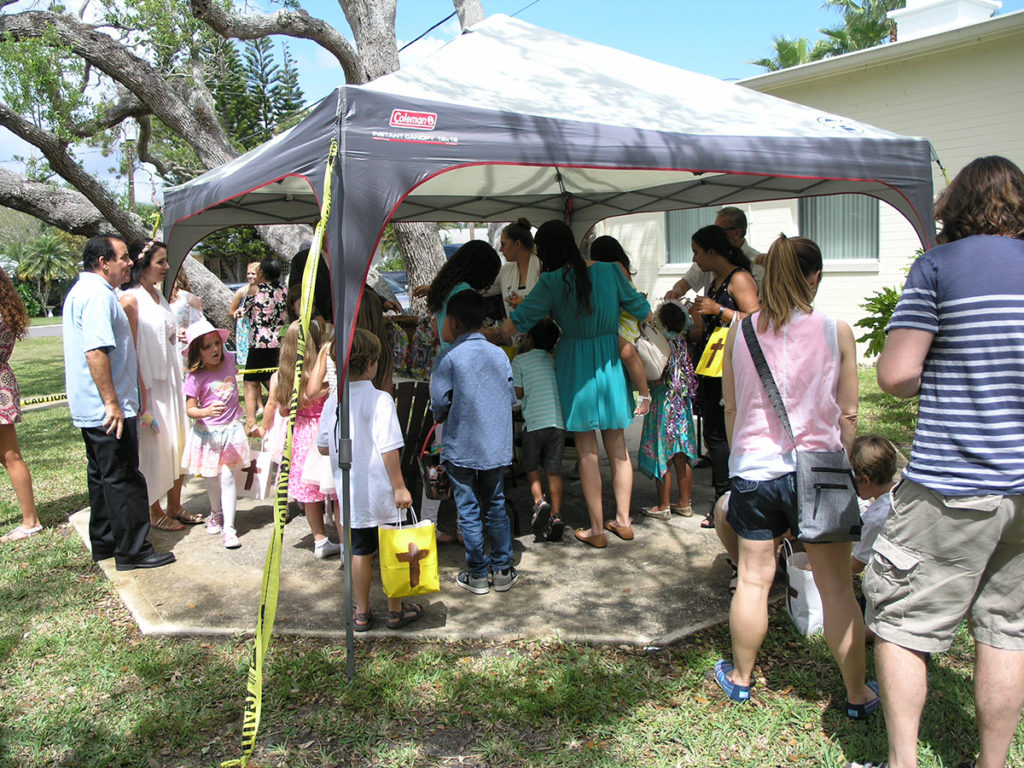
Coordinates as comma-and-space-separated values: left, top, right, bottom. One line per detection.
726, 473, 798, 541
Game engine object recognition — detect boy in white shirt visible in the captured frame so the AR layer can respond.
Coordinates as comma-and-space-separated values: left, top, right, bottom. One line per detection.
850, 435, 899, 575
317, 328, 422, 632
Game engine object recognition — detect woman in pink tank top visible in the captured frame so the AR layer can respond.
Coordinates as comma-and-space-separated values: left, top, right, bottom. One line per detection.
708, 236, 878, 721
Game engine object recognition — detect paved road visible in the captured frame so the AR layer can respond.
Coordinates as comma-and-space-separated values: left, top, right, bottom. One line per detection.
27, 323, 62, 338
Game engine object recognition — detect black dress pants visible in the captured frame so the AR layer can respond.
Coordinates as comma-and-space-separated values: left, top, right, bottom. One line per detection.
81, 417, 153, 560
697, 376, 731, 501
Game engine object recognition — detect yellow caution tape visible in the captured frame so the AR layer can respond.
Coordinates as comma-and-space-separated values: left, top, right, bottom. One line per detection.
21, 393, 68, 406
222, 135, 338, 768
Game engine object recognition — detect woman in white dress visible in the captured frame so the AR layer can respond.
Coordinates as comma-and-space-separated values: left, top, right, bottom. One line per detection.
120, 239, 201, 530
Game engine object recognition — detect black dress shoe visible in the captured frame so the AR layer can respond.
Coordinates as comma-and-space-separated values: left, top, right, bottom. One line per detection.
115, 551, 176, 571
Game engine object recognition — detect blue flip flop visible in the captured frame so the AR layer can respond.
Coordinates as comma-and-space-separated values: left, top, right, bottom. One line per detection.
847, 680, 881, 720
711, 659, 750, 702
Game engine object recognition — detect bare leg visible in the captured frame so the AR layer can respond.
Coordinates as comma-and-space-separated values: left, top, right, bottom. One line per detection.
672, 453, 692, 506
305, 500, 327, 541
975, 642, 1024, 768
244, 381, 263, 433
149, 499, 184, 530
0, 424, 41, 538
549, 472, 564, 516
166, 475, 186, 513
618, 337, 650, 415
804, 542, 875, 706
728, 536, 778, 685
527, 468, 544, 504
714, 494, 739, 563
352, 553, 373, 614
655, 472, 671, 509
574, 430, 604, 536
601, 428, 632, 528
876, 639, 928, 768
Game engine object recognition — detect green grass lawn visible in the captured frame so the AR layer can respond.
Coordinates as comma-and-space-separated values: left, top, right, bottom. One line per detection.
856, 366, 918, 448
9, 335, 66, 399
1, 339, 1017, 768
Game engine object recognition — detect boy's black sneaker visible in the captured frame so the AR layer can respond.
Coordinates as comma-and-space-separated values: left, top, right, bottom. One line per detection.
492, 567, 519, 592
456, 570, 490, 595
530, 498, 552, 533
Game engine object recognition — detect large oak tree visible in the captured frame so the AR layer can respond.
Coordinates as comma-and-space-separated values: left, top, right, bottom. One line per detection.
0, 0, 485, 320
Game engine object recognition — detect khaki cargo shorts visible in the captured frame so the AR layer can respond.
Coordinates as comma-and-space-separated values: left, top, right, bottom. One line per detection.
864, 478, 1024, 653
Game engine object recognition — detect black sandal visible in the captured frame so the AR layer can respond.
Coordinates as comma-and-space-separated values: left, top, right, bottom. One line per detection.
386, 601, 423, 629
727, 557, 738, 596
546, 515, 565, 542
700, 509, 715, 529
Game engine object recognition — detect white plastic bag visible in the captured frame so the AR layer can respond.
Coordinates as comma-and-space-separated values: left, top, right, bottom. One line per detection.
782, 539, 823, 635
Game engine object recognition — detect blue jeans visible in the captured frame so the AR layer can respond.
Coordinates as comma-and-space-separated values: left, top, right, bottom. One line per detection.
446, 463, 513, 578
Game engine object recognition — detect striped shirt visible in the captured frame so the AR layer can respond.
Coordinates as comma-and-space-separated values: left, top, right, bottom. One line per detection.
887, 235, 1024, 496
512, 348, 565, 432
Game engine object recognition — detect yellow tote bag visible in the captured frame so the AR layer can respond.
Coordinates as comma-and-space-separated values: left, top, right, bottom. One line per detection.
378, 513, 440, 598
695, 325, 730, 378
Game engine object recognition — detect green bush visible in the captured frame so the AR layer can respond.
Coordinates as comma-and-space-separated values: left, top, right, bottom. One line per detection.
15, 282, 42, 317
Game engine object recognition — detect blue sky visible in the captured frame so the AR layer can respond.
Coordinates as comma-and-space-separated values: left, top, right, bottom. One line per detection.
287, 0, 1024, 100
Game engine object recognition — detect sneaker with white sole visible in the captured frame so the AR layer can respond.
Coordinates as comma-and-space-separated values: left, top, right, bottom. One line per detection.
456, 570, 490, 595
206, 512, 223, 535
314, 538, 341, 559
491, 567, 519, 592
223, 529, 241, 549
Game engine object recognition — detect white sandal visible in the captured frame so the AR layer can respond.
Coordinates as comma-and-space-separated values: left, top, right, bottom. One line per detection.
634, 394, 652, 416
1, 524, 43, 542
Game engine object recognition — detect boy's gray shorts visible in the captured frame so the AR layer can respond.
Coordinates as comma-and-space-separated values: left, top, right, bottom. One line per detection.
519, 427, 565, 475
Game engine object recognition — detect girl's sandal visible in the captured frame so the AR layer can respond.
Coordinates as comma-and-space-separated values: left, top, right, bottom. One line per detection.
634, 394, 652, 416
151, 513, 185, 531
353, 609, 373, 632
386, 602, 423, 629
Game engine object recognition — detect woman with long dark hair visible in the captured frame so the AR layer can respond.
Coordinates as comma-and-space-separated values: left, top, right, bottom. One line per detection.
689, 225, 759, 527
0, 266, 41, 542
503, 220, 650, 548
712, 234, 874, 719
426, 240, 501, 351
120, 239, 198, 530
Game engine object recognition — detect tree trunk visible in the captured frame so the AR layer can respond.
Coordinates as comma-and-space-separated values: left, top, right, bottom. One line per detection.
394, 222, 446, 314
453, 0, 485, 29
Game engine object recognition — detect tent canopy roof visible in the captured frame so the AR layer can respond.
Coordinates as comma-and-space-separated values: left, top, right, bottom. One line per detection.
164, 14, 936, 266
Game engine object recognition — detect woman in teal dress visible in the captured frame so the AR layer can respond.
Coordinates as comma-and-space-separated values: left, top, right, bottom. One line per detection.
504, 220, 650, 549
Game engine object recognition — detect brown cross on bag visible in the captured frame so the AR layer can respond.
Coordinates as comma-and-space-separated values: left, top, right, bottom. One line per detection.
395, 541, 431, 587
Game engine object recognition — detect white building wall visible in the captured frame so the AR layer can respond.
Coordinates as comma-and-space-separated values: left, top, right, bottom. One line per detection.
596, 18, 1024, 358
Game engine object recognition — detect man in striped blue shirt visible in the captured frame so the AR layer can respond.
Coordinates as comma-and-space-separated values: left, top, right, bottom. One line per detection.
851, 157, 1024, 768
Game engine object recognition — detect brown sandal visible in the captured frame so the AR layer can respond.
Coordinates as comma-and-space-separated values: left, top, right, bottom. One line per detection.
386, 602, 423, 629
353, 609, 373, 632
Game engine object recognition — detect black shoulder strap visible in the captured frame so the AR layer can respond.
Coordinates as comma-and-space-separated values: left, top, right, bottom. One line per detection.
740, 316, 796, 448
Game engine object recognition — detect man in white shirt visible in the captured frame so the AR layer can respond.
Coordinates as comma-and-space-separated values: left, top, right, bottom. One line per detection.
665, 207, 763, 299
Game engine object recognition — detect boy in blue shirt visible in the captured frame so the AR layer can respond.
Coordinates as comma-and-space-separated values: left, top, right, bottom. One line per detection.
511, 319, 566, 542
430, 290, 518, 595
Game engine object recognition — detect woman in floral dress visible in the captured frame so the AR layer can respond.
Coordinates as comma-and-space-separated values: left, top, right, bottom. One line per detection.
0, 266, 41, 543
242, 258, 288, 435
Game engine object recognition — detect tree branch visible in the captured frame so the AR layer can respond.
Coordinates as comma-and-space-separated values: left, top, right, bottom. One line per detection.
0, 9, 239, 168
188, 0, 363, 84
0, 99, 147, 238
70, 92, 149, 139
0, 166, 111, 236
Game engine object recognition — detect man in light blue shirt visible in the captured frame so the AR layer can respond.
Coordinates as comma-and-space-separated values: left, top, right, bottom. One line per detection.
63, 235, 174, 571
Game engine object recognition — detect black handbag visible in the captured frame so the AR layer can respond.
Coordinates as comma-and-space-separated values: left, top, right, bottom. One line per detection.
740, 317, 861, 543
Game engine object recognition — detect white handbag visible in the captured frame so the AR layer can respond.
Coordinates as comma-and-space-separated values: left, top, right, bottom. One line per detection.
635, 321, 670, 380
782, 539, 824, 635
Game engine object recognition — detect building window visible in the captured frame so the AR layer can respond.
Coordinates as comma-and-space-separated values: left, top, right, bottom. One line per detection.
664, 208, 716, 264
798, 195, 879, 260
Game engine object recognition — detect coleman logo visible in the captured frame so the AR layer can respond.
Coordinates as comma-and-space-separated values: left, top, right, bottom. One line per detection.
389, 109, 437, 131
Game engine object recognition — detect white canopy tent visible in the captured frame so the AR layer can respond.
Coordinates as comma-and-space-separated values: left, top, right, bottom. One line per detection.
164, 13, 937, 366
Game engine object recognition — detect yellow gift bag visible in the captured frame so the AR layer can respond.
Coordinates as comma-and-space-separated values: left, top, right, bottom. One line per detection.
695, 325, 730, 377
378, 511, 441, 598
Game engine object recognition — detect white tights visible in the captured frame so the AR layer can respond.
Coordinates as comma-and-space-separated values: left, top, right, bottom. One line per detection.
205, 465, 238, 533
